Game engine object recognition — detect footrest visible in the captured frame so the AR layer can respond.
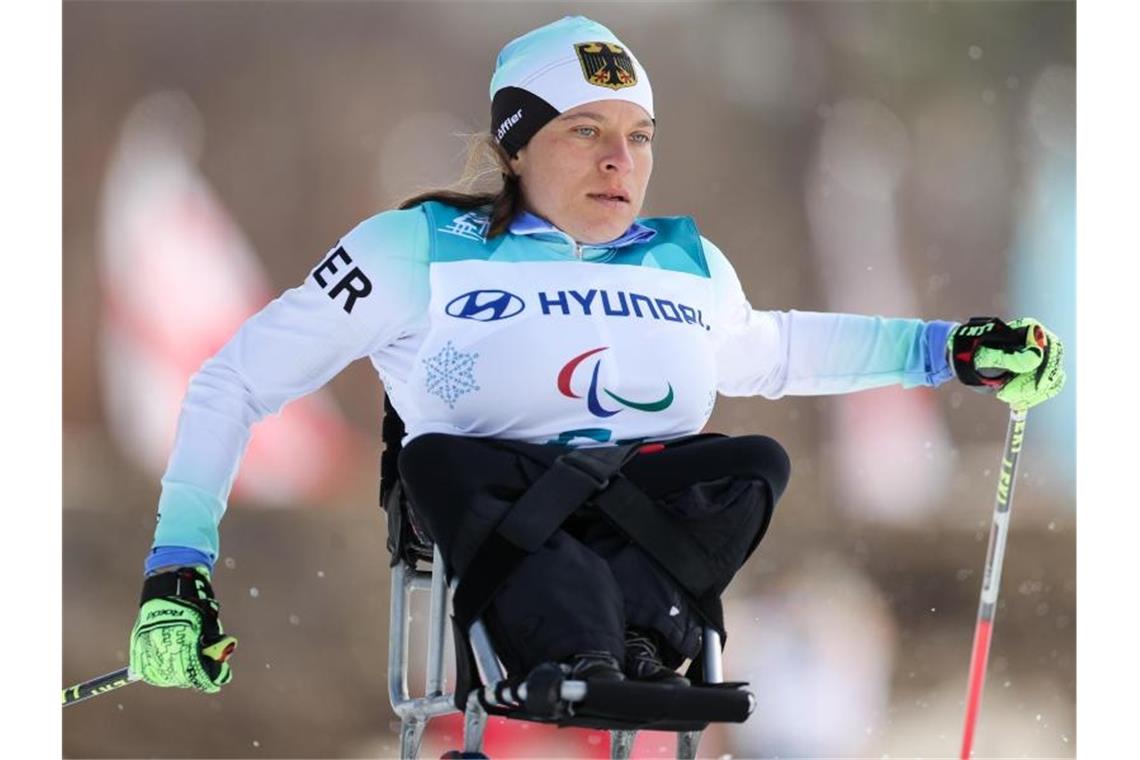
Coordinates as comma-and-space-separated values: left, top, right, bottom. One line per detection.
576, 680, 753, 725
477, 666, 754, 731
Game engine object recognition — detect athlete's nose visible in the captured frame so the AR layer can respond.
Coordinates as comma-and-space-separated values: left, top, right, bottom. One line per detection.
599, 135, 633, 176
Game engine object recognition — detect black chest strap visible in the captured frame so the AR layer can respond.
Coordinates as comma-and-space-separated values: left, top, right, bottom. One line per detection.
451, 444, 638, 630
592, 477, 719, 600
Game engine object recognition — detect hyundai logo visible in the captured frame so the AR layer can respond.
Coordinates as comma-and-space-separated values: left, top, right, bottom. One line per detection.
445, 290, 526, 322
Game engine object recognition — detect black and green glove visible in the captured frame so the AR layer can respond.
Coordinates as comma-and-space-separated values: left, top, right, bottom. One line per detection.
129, 566, 237, 693
948, 316, 1066, 411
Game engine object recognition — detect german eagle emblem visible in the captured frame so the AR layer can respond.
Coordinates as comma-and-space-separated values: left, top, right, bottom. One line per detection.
574, 42, 637, 90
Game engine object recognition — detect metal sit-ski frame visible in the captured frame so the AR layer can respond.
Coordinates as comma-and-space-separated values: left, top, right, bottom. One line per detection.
387, 541, 753, 759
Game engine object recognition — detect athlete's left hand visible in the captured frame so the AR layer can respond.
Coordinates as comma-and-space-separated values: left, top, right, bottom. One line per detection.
948, 316, 1066, 411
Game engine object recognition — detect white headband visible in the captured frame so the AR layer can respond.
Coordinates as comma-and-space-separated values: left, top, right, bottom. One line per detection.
489, 16, 654, 156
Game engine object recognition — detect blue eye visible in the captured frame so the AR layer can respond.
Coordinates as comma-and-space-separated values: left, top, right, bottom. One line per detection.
631, 132, 653, 144
574, 126, 598, 137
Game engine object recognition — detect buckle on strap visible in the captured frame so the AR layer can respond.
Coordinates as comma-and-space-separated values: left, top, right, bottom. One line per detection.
559, 452, 614, 490
558, 444, 641, 491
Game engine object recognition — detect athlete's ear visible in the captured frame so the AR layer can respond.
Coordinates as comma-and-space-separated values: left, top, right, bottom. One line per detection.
509, 146, 526, 177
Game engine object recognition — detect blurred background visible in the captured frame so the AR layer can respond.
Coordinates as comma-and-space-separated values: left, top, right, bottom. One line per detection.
62, 1, 1075, 758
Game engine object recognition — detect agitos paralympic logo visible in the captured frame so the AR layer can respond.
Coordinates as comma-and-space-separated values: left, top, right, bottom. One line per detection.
557, 347, 673, 418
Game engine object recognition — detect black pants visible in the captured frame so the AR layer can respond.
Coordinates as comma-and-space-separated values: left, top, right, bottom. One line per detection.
399, 433, 789, 677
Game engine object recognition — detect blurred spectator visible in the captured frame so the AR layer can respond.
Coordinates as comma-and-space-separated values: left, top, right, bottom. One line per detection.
722, 554, 896, 756
98, 90, 360, 508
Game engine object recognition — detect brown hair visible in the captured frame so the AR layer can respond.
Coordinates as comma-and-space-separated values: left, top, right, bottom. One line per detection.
396, 134, 523, 239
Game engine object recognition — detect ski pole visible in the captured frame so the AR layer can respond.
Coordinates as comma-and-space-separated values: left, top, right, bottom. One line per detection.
63, 668, 137, 706
959, 407, 1028, 759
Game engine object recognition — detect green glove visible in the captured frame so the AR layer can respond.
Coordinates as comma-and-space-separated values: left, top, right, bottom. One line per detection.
129, 566, 237, 693
948, 316, 1066, 411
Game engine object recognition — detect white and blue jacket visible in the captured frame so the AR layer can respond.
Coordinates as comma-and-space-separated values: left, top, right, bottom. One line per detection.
146, 202, 955, 572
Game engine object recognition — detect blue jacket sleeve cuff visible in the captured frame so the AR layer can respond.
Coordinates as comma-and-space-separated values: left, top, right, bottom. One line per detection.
924, 320, 958, 387
144, 546, 216, 576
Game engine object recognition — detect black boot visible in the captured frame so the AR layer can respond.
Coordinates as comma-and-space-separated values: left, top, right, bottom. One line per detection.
562, 650, 626, 682
624, 629, 690, 687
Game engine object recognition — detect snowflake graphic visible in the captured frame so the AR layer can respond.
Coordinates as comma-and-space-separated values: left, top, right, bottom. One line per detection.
424, 340, 480, 409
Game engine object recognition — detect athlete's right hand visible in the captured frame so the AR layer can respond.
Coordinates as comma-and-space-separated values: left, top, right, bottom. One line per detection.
129, 566, 237, 693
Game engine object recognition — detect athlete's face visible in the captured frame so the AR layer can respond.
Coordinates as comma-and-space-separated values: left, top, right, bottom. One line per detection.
511, 100, 654, 245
